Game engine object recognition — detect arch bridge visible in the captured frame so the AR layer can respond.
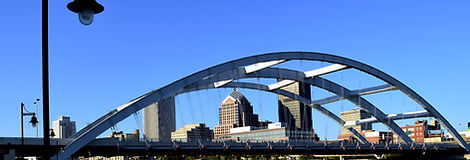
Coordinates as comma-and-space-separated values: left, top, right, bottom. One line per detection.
52, 52, 470, 159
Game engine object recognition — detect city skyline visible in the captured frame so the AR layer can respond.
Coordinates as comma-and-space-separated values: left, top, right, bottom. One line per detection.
1, 1, 470, 142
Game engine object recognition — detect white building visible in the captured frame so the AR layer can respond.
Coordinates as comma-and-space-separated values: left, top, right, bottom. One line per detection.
52, 116, 76, 138
445, 131, 470, 139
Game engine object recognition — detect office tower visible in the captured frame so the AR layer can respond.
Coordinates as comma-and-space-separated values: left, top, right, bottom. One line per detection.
143, 96, 176, 141
340, 108, 372, 134
52, 116, 76, 138
278, 81, 312, 131
214, 89, 259, 139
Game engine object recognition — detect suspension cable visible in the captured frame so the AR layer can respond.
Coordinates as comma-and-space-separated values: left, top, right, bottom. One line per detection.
358, 81, 362, 109
414, 99, 419, 120
402, 97, 406, 121
196, 91, 205, 122
186, 93, 197, 123
387, 117, 391, 144
257, 74, 263, 121
175, 96, 185, 126
340, 72, 345, 136
389, 91, 394, 143
325, 113, 329, 142
133, 111, 143, 138
321, 62, 328, 141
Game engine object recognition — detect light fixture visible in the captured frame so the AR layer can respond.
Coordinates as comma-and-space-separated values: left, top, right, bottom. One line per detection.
21, 102, 38, 146
50, 129, 56, 138
67, 0, 104, 25
30, 114, 39, 127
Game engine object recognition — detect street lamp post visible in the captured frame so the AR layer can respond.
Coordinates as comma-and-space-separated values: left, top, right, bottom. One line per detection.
42, 0, 50, 159
34, 98, 40, 138
20, 103, 39, 146
41, 0, 104, 159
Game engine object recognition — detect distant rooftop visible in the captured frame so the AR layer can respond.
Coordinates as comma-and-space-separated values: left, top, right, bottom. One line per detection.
229, 88, 246, 101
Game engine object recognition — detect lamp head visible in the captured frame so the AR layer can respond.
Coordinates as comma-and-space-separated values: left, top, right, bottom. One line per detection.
30, 114, 39, 127
50, 129, 56, 138
67, 0, 104, 25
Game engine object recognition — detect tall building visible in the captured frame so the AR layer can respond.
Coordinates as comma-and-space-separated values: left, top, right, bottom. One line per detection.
340, 108, 372, 134
278, 81, 312, 131
52, 116, 76, 138
214, 89, 259, 139
143, 96, 176, 141
171, 123, 214, 142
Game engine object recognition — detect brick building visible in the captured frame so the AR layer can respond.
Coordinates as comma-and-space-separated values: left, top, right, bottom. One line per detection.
394, 120, 442, 143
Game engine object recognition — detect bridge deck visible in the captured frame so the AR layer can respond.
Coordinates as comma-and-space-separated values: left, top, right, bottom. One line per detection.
0, 137, 465, 157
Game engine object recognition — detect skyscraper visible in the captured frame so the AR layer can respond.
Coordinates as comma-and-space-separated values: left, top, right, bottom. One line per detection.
340, 108, 372, 134
52, 116, 76, 138
214, 89, 259, 139
143, 96, 176, 141
277, 81, 312, 131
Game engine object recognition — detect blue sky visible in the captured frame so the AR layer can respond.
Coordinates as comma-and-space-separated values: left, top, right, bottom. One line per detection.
1, 1, 470, 140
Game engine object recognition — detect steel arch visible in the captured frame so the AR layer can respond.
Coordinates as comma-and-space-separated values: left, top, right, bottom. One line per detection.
53, 52, 469, 159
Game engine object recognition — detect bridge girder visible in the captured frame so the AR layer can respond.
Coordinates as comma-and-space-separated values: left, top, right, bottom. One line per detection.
312, 84, 398, 105
53, 52, 469, 160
